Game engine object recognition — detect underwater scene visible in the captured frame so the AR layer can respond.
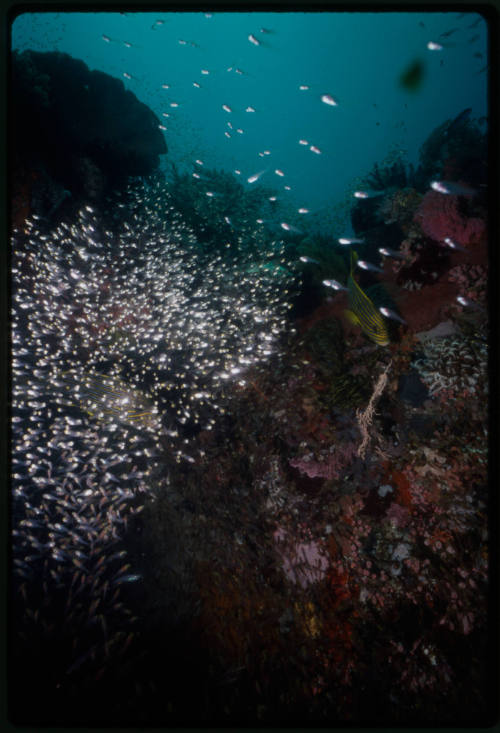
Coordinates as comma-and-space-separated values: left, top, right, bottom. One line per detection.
9, 9, 492, 726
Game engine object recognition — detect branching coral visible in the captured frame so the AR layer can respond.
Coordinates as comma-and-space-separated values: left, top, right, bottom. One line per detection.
356, 361, 392, 459
411, 331, 487, 398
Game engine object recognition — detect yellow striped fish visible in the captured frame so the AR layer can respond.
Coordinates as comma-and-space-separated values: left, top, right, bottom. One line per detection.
59, 369, 159, 428
344, 250, 389, 346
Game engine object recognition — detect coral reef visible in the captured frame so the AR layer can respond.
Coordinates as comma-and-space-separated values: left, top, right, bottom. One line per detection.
10, 68, 490, 727
414, 190, 486, 247
376, 187, 422, 233
411, 329, 487, 399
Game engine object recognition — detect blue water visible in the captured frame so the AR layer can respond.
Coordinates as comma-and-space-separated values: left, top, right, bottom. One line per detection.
11, 10, 487, 231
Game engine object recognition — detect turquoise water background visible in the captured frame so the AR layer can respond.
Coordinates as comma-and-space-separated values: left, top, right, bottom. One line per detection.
11, 11, 487, 228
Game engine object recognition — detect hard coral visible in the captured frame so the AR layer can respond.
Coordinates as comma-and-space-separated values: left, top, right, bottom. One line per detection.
414, 190, 485, 247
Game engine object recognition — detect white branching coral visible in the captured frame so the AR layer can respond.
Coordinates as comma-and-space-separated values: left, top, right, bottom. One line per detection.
411, 332, 487, 397
356, 360, 392, 459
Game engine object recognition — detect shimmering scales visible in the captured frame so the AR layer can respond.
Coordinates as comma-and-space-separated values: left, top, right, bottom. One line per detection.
10, 177, 296, 657
59, 369, 160, 428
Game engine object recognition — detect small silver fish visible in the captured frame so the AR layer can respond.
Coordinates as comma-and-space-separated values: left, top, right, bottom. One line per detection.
321, 93, 338, 106
456, 295, 483, 310
379, 306, 406, 324
443, 237, 466, 251
247, 169, 266, 183
338, 237, 365, 245
357, 260, 383, 273
323, 279, 348, 291
248, 34, 260, 46
299, 256, 320, 264
431, 180, 476, 196
280, 222, 301, 233
378, 247, 404, 259
354, 190, 385, 199
114, 573, 142, 584
427, 41, 443, 50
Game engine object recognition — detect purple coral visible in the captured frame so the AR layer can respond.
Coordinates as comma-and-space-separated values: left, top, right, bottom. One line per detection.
274, 527, 329, 588
289, 441, 358, 481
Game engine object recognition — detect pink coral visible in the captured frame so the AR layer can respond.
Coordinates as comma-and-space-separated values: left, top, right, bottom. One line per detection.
274, 527, 329, 588
414, 190, 485, 247
386, 501, 411, 528
289, 441, 358, 480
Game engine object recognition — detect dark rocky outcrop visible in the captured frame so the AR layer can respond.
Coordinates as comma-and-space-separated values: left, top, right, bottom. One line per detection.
11, 49, 167, 221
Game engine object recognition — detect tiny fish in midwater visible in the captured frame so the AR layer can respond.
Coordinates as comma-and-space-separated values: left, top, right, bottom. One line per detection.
281, 222, 301, 233
443, 237, 466, 251
321, 93, 338, 106
431, 180, 476, 196
300, 256, 319, 264
357, 260, 383, 273
115, 573, 142, 584
323, 279, 347, 291
354, 190, 385, 199
379, 306, 406, 324
456, 295, 483, 310
379, 247, 404, 259
247, 170, 266, 183
338, 237, 365, 245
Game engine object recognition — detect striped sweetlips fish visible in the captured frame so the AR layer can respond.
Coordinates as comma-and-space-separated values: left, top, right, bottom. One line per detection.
344, 250, 390, 346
